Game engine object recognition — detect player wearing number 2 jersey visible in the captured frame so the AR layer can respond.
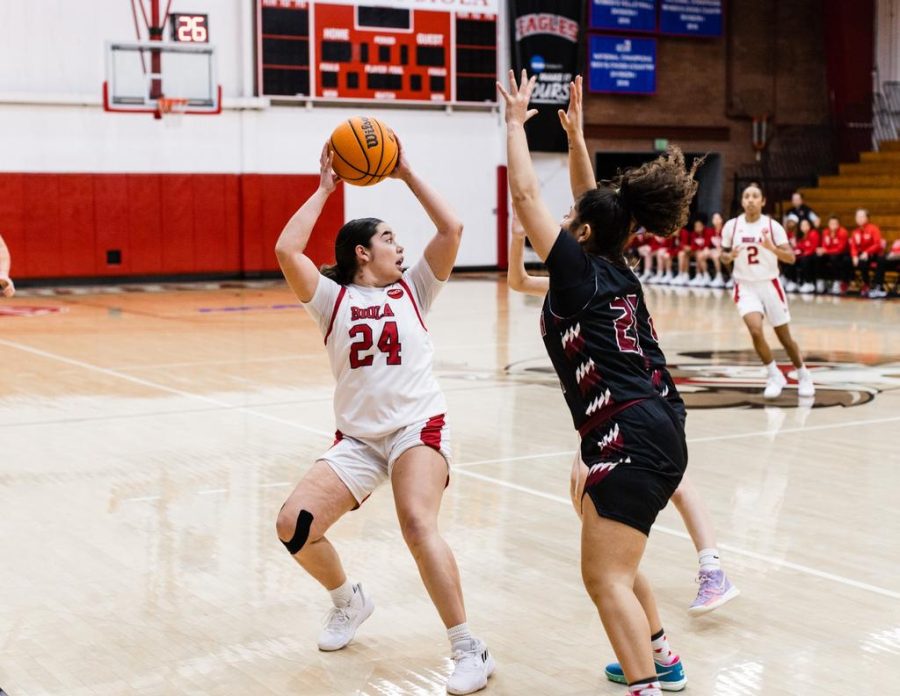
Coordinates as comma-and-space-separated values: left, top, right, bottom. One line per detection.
722, 183, 815, 400
273, 142, 493, 695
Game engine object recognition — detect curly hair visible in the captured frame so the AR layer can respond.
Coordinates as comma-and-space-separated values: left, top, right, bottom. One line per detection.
574, 146, 703, 263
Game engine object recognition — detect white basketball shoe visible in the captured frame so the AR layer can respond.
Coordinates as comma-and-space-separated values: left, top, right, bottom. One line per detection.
447, 638, 496, 694
763, 371, 787, 399
317, 583, 374, 651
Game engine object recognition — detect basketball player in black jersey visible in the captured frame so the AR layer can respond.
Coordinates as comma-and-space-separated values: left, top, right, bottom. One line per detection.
499, 70, 701, 696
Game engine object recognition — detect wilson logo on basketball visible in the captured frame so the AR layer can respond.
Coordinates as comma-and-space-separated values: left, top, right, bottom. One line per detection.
387, 288, 404, 299
361, 118, 378, 148
505, 349, 900, 410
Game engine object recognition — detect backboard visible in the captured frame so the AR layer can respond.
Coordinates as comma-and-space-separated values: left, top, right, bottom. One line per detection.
103, 40, 221, 117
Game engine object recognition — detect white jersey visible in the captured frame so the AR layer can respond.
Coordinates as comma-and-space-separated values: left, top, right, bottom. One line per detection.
303, 258, 447, 439
722, 214, 788, 282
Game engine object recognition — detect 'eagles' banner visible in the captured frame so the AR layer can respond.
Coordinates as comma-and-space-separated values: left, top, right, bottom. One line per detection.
509, 0, 585, 152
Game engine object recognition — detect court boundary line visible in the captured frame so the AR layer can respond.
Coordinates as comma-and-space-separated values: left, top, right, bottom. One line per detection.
5, 336, 899, 601
453, 414, 900, 470
452, 468, 900, 600
0, 338, 335, 438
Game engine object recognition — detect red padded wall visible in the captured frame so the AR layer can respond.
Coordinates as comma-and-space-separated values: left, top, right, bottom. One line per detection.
93, 175, 130, 277
24, 175, 62, 278
0, 174, 25, 276
160, 174, 194, 273
0, 172, 339, 280
127, 174, 163, 275
58, 175, 96, 276
241, 174, 343, 273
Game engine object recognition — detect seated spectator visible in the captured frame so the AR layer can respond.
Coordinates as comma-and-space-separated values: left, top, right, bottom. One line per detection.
786, 191, 820, 229
816, 215, 851, 295
688, 218, 713, 287
709, 212, 732, 288
795, 219, 821, 293
885, 238, 900, 297
851, 209, 887, 298
625, 226, 644, 268
672, 226, 692, 286
648, 234, 675, 285
628, 227, 655, 281
782, 213, 801, 292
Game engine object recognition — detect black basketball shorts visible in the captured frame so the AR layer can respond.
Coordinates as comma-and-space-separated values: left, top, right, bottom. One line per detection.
580, 397, 687, 536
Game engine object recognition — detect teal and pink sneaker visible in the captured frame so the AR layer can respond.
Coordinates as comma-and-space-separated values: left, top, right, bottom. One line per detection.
605, 657, 686, 691
688, 569, 740, 615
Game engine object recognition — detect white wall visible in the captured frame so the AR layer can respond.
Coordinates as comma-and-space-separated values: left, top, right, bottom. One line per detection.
0, 0, 569, 268
876, 0, 900, 85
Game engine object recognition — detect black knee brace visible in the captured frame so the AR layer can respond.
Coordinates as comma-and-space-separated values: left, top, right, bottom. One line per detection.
281, 509, 314, 554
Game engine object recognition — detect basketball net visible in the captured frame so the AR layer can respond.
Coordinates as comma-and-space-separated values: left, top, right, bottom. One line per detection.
156, 97, 188, 127
751, 114, 771, 162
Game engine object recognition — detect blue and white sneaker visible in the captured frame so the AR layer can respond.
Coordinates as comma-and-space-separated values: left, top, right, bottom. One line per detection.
605, 657, 686, 691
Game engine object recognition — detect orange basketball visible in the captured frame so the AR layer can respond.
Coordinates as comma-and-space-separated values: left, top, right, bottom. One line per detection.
329, 116, 399, 186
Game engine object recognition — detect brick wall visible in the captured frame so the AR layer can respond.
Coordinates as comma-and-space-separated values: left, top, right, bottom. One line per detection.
582, 0, 832, 214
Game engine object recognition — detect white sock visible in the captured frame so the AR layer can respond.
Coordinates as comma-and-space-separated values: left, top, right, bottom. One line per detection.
628, 681, 662, 695
698, 548, 721, 571
447, 623, 473, 650
650, 628, 677, 666
765, 361, 780, 378
329, 579, 355, 608
797, 365, 810, 379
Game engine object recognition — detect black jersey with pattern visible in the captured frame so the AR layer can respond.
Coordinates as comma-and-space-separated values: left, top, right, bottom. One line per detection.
634, 297, 686, 425
540, 230, 674, 434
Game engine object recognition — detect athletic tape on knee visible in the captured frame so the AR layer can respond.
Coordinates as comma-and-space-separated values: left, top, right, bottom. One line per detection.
281, 509, 313, 555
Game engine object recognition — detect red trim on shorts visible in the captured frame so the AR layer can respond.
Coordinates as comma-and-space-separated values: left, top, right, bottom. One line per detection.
733, 283, 740, 303
323, 286, 347, 345
420, 414, 445, 450
397, 278, 427, 331
772, 278, 786, 304
332, 430, 343, 447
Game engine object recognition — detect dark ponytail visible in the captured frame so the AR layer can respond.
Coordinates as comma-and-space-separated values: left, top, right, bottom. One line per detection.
575, 146, 702, 262
320, 217, 383, 285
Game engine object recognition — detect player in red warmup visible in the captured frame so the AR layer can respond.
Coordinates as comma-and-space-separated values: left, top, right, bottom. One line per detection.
671, 226, 692, 286
649, 233, 676, 285
700, 214, 727, 288
817, 215, 850, 295
687, 218, 713, 287
886, 239, 900, 297
851, 209, 887, 298
795, 219, 821, 294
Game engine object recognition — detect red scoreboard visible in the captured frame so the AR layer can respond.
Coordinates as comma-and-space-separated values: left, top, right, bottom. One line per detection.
257, 0, 497, 103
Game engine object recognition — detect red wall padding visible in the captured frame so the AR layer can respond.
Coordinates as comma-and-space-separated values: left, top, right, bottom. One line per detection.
0, 173, 343, 280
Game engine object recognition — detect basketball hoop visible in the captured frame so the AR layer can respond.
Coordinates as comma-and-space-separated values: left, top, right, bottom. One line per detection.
155, 97, 189, 126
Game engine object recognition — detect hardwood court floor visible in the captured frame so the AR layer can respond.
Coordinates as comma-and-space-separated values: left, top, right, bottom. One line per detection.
1, 277, 898, 695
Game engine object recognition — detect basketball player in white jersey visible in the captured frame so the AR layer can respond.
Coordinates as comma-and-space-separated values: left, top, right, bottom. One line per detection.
274, 143, 494, 695
0, 232, 15, 297
722, 183, 815, 399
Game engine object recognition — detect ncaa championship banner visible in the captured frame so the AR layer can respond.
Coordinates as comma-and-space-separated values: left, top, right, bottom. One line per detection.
509, 0, 585, 152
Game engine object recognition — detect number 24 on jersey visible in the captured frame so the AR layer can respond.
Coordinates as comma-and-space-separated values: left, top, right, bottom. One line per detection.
349, 322, 402, 368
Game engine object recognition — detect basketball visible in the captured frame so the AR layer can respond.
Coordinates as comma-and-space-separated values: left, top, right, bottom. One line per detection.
329, 116, 399, 186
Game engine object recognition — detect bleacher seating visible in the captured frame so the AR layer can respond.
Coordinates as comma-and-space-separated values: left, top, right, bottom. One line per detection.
791, 140, 900, 246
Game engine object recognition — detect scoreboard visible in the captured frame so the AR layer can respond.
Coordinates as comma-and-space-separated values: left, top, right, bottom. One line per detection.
257, 1, 498, 103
